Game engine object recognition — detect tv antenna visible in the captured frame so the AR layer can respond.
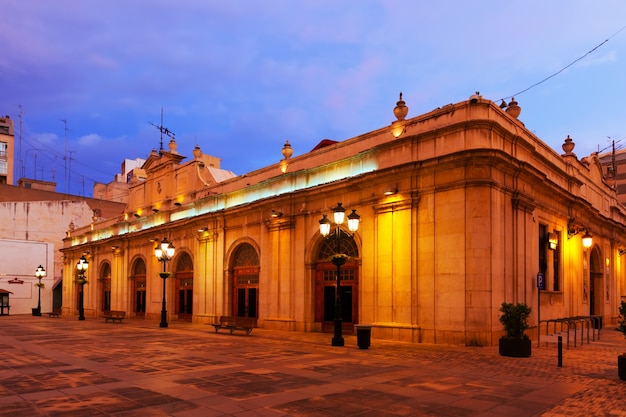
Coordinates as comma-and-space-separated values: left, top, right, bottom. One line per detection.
149, 108, 175, 153
599, 137, 624, 189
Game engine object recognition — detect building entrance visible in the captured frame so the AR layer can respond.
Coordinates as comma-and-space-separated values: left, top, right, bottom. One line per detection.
589, 247, 603, 317
100, 262, 111, 312
231, 243, 260, 318
175, 253, 194, 322
315, 229, 359, 334
131, 259, 146, 317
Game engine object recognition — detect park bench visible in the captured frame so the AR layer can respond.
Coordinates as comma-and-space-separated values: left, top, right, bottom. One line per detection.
102, 310, 126, 323
211, 316, 256, 335
47, 307, 62, 318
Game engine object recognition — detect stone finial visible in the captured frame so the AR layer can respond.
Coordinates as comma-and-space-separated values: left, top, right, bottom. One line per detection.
282, 140, 293, 160
193, 145, 202, 159
393, 92, 408, 121
505, 97, 521, 118
562, 135, 576, 155
168, 136, 178, 154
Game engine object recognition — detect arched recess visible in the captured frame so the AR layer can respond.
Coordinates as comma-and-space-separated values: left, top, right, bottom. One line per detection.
99, 261, 111, 312
315, 229, 360, 334
130, 257, 147, 317
174, 251, 194, 322
230, 242, 260, 318
589, 246, 603, 317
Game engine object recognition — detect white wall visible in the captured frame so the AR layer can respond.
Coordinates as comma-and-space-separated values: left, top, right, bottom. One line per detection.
0, 239, 55, 314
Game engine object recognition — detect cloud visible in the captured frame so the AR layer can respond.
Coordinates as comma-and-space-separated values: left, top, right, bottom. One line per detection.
78, 134, 103, 146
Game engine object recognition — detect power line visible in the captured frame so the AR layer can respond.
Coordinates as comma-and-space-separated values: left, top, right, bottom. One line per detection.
499, 25, 626, 102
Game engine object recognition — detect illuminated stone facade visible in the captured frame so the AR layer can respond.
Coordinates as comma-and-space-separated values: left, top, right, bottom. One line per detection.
61, 96, 626, 346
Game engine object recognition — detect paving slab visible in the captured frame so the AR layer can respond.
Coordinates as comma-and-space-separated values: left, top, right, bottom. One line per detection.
0, 315, 624, 416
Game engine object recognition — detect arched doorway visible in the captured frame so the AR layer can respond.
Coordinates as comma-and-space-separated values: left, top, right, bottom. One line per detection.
315, 230, 359, 334
232, 243, 259, 318
131, 258, 146, 317
589, 247, 603, 317
100, 262, 111, 312
175, 252, 193, 322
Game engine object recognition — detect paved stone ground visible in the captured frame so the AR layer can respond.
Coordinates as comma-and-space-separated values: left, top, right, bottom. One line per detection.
0, 315, 624, 416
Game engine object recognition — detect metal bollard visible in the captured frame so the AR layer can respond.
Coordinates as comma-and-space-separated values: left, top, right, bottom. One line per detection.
557, 336, 563, 367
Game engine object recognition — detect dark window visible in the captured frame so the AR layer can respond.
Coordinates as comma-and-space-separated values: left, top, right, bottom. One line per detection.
539, 224, 547, 275
553, 230, 560, 291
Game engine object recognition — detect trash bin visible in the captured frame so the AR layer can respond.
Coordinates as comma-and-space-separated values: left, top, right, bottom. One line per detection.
355, 324, 372, 349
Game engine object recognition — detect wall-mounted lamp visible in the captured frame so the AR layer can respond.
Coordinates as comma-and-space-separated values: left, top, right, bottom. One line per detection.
618, 248, 626, 257
198, 227, 208, 233
152, 208, 159, 213
133, 212, 141, 218
270, 209, 283, 218
548, 233, 558, 250
173, 202, 182, 207
567, 223, 593, 248
383, 186, 397, 196
582, 232, 593, 249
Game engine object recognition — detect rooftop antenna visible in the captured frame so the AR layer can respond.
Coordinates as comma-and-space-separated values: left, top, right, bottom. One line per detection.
61, 119, 73, 194
599, 137, 623, 190
149, 108, 175, 154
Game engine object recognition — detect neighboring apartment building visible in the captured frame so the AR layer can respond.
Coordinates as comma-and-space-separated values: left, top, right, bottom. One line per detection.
0, 115, 14, 185
61, 95, 626, 346
93, 158, 146, 203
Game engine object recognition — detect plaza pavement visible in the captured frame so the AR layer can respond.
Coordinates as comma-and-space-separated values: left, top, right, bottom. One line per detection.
0, 314, 624, 417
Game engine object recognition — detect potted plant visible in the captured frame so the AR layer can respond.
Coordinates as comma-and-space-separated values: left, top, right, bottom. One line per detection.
498, 302, 532, 357
617, 301, 626, 381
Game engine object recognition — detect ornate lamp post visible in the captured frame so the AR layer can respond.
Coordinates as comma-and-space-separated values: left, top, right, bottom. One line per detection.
319, 202, 360, 346
76, 256, 89, 320
33, 265, 46, 316
154, 237, 175, 328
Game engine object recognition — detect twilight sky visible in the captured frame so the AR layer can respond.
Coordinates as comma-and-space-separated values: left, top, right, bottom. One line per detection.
1, 1, 625, 197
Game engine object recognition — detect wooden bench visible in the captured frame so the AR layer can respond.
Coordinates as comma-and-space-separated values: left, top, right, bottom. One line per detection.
102, 310, 126, 323
211, 316, 256, 335
47, 308, 62, 318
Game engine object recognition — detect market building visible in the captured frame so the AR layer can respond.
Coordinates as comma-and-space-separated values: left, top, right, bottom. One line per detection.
60, 95, 626, 346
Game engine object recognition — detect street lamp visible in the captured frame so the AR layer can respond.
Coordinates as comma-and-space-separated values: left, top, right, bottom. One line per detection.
319, 202, 360, 346
154, 237, 175, 328
33, 265, 46, 316
76, 256, 89, 320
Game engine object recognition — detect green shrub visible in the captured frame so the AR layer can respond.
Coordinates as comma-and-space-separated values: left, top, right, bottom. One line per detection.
618, 301, 626, 339
499, 302, 531, 339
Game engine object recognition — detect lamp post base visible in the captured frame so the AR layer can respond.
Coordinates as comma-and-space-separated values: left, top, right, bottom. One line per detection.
331, 336, 344, 347
332, 318, 344, 346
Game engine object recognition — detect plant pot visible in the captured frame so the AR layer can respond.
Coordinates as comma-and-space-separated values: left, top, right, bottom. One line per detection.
619, 354, 626, 381
499, 337, 531, 357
